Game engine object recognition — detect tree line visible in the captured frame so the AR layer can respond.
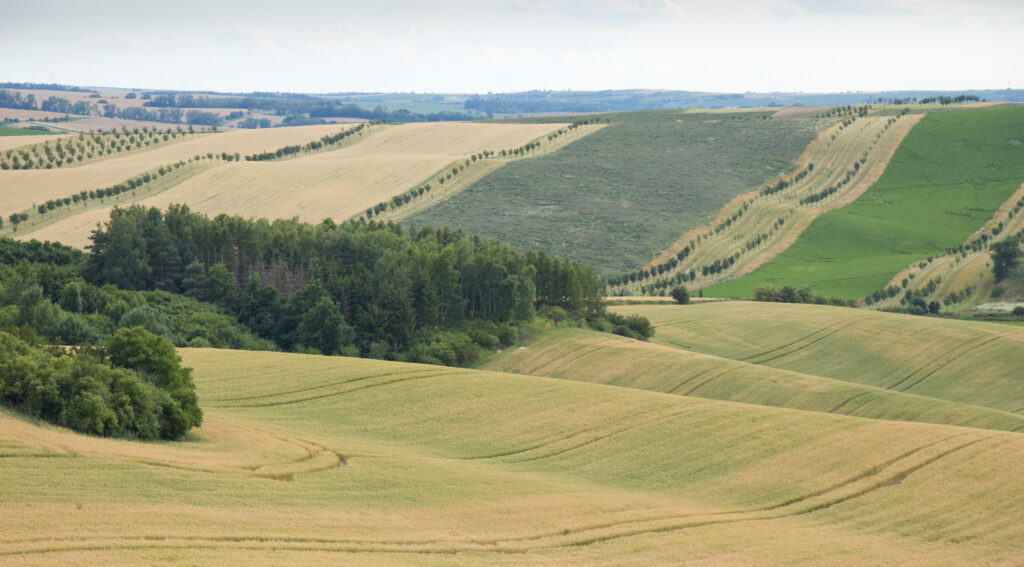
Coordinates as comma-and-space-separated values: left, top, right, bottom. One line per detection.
84, 205, 637, 363
142, 94, 480, 123
363, 120, 597, 222
243, 122, 377, 161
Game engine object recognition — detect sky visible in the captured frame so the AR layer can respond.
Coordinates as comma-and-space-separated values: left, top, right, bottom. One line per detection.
2, 0, 1023, 94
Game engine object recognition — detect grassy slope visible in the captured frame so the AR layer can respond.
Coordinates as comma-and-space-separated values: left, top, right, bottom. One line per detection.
614, 302, 1024, 414
0, 349, 1021, 565
480, 326, 1024, 432
0, 125, 55, 136
406, 111, 826, 276
707, 106, 1024, 299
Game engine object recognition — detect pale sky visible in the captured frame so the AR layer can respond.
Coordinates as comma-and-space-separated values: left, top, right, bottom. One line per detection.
2, 0, 1022, 94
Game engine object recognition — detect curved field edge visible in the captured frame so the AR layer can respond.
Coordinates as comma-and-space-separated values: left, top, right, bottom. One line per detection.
0, 349, 1021, 564
405, 111, 829, 276
480, 326, 1024, 432
612, 302, 1024, 415
618, 112, 923, 295
705, 106, 1024, 299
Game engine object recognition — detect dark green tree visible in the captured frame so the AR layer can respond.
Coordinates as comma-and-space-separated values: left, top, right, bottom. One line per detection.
296, 296, 353, 355
104, 327, 202, 439
991, 240, 1021, 281
670, 285, 690, 304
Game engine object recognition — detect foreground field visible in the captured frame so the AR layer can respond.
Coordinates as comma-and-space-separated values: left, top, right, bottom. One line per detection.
613, 302, 1024, 415
707, 106, 1024, 299
407, 110, 827, 276
1, 348, 1022, 565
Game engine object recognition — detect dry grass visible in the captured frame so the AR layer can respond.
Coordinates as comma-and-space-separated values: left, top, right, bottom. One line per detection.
0, 348, 1021, 565
613, 302, 1024, 414
0, 124, 360, 222
771, 106, 829, 119
23, 122, 566, 242
481, 326, 1024, 431
0, 133, 74, 152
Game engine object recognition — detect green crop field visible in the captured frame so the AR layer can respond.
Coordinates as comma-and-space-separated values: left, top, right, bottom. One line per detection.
1, 347, 1022, 565
406, 110, 828, 276
613, 302, 1024, 414
0, 125, 54, 136
707, 106, 1024, 299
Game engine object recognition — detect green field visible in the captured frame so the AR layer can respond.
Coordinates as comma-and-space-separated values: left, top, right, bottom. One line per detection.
707, 106, 1024, 299
1, 346, 1022, 564
406, 111, 826, 276
0, 125, 53, 136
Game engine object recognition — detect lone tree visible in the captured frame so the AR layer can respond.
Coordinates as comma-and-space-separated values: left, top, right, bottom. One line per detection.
991, 240, 1021, 281
670, 285, 691, 305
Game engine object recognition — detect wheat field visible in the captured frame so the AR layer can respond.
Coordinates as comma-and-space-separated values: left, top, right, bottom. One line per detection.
0, 347, 1021, 565
14, 122, 565, 247
0, 124, 361, 222
613, 302, 1024, 414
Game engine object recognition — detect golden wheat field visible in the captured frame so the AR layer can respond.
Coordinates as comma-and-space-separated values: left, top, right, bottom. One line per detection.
482, 326, 1024, 431
0, 133, 75, 152
612, 302, 1024, 414
13, 122, 566, 247
0, 124, 361, 222
1, 347, 1022, 565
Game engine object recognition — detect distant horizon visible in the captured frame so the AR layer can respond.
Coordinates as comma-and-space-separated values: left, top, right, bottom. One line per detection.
4, 82, 1022, 99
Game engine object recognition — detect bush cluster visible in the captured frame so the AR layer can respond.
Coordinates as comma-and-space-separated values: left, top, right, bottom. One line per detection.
0, 327, 201, 439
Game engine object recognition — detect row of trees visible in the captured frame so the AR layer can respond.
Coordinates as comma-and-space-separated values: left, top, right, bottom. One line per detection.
363, 123, 595, 222
141, 94, 481, 122
243, 122, 375, 161
1, 127, 201, 171
615, 111, 909, 296
753, 284, 853, 306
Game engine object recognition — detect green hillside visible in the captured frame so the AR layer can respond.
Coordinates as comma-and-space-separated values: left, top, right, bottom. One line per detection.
406, 110, 827, 276
707, 106, 1024, 299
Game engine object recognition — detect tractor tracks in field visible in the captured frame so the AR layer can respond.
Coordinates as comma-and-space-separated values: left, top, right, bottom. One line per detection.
889, 335, 1001, 393
212, 369, 451, 408
740, 318, 860, 365
0, 432, 994, 558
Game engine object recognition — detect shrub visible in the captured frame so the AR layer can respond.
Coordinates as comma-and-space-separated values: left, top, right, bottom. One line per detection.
0, 328, 201, 440
670, 285, 690, 305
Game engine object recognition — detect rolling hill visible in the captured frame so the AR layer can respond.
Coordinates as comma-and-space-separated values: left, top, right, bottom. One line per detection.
0, 347, 1021, 565
706, 106, 1024, 299
405, 110, 829, 276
